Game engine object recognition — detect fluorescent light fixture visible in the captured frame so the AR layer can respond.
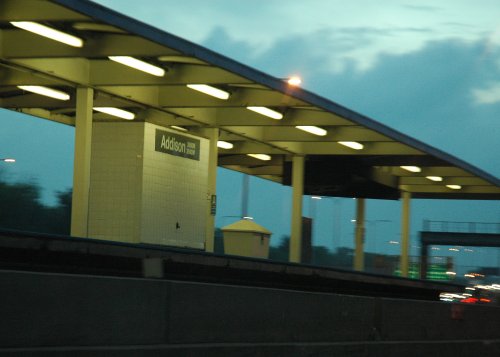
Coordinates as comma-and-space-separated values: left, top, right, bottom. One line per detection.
108, 56, 165, 77
187, 84, 230, 100
446, 184, 462, 190
17, 85, 70, 101
10, 21, 83, 47
246, 106, 283, 120
338, 141, 364, 150
247, 154, 271, 161
400, 165, 421, 173
1, 158, 16, 163
295, 126, 327, 136
170, 125, 188, 132
93, 107, 135, 120
217, 141, 234, 149
426, 176, 443, 182
288, 76, 302, 86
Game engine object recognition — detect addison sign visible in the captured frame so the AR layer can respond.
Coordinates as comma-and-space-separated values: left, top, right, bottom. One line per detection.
155, 129, 200, 161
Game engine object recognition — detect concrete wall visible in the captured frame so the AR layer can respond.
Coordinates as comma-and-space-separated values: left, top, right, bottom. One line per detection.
1, 270, 500, 356
88, 122, 208, 249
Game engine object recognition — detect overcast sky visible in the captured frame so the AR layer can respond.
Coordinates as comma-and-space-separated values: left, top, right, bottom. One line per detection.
1, 1, 499, 268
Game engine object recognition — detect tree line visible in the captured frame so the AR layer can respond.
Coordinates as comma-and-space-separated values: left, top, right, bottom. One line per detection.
0, 173, 71, 235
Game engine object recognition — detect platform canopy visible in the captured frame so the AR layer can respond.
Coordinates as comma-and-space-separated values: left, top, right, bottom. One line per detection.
1, 0, 499, 200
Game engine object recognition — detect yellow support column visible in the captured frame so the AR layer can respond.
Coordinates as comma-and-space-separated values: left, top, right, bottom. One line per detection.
290, 155, 305, 263
202, 128, 218, 252
70, 87, 93, 237
400, 191, 411, 277
353, 198, 365, 271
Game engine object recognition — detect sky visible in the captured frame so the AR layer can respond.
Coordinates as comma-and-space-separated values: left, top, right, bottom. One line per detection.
1, 0, 499, 271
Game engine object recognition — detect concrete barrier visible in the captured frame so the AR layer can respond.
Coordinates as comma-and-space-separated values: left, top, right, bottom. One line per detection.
1, 270, 500, 356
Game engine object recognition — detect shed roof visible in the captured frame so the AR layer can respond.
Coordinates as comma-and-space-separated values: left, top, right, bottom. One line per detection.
0, 0, 498, 199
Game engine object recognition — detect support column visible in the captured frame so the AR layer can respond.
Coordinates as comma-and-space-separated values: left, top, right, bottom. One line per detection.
420, 242, 429, 279
400, 191, 411, 277
71, 87, 94, 237
353, 198, 365, 271
202, 128, 219, 253
290, 155, 305, 263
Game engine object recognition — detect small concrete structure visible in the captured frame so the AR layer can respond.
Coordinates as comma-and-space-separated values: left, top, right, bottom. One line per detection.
222, 219, 272, 258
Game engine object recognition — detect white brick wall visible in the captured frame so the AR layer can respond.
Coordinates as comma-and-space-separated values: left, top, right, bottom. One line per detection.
88, 122, 208, 249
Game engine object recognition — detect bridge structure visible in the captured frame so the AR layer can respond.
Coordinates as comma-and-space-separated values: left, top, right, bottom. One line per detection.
420, 220, 500, 279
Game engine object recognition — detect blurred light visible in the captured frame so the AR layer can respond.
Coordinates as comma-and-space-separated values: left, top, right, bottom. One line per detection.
295, 125, 327, 136
446, 271, 457, 275
400, 166, 421, 173
187, 84, 230, 100
246, 106, 283, 120
446, 184, 462, 190
247, 153, 271, 161
351, 219, 356, 223
170, 125, 188, 132
17, 85, 70, 101
311, 196, 322, 200
448, 248, 460, 252
287, 76, 302, 86
426, 176, 443, 182
388, 240, 400, 245
11, 21, 83, 47
1, 158, 16, 163
93, 107, 135, 120
464, 274, 475, 278
243, 216, 254, 220
108, 56, 165, 77
465, 287, 476, 290
338, 141, 364, 150
431, 247, 440, 250
480, 298, 491, 303
217, 140, 233, 149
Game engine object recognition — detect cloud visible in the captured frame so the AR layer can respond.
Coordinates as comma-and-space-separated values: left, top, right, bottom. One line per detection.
402, 4, 442, 12
201, 29, 500, 176
472, 83, 500, 104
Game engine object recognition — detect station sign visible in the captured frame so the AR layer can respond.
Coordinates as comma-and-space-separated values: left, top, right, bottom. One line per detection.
155, 129, 200, 161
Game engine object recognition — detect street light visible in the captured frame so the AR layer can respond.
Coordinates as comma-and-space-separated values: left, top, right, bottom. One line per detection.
1, 158, 16, 163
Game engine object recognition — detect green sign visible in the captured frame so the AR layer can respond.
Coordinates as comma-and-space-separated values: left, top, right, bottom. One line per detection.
155, 129, 200, 161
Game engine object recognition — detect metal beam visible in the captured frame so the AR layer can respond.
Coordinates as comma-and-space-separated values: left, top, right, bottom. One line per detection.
1, 31, 178, 58
0, 0, 89, 21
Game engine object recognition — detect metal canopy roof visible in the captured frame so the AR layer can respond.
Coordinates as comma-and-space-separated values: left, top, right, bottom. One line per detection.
1, 0, 499, 200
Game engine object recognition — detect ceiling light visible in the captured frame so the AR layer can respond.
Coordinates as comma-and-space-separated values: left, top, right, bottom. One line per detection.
93, 107, 135, 120
338, 141, 364, 150
287, 76, 302, 86
187, 84, 230, 100
170, 125, 188, 132
247, 154, 271, 161
10, 21, 83, 47
108, 56, 165, 77
400, 166, 421, 173
426, 176, 443, 182
296, 126, 327, 136
446, 184, 462, 190
1, 158, 16, 163
17, 85, 70, 101
217, 141, 234, 149
246, 106, 283, 120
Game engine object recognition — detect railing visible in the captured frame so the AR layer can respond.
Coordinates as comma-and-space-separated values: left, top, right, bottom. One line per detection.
423, 220, 500, 234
